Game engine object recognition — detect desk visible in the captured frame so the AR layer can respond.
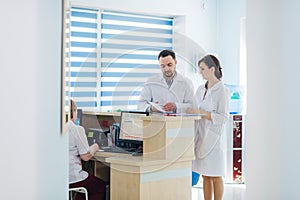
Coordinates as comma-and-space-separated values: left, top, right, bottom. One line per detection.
92, 115, 202, 200
94, 152, 193, 200
91, 151, 124, 183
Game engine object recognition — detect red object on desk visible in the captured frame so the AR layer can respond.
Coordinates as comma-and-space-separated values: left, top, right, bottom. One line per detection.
101, 120, 109, 127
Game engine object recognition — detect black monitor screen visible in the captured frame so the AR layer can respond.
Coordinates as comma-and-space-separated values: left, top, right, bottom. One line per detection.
75, 109, 82, 125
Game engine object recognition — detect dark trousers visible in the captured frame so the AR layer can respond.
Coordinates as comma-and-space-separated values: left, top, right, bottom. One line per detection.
69, 173, 106, 200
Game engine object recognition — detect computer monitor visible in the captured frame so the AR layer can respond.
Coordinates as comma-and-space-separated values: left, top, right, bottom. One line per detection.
86, 128, 109, 147
117, 110, 149, 149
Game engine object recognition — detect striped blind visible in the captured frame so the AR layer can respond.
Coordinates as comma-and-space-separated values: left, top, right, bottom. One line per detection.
65, 7, 99, 109
100, 10, 173, 111
65, 8, 173, 111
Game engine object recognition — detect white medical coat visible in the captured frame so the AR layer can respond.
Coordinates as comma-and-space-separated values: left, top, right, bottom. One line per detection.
137, 73, 194, 113
67, 120, 90, 184
192, 81, 230, 177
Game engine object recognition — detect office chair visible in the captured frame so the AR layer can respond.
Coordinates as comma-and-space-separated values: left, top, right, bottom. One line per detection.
69, 187, 88, 200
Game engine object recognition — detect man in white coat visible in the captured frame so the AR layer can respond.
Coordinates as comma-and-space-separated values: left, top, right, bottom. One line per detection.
138, 49, 194, 113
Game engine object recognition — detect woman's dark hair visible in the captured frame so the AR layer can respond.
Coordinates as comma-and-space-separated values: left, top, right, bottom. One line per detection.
198, 55, 223, 89
158, 49, 176, 60
70, 99, 77, 119
198, 54, 223, 79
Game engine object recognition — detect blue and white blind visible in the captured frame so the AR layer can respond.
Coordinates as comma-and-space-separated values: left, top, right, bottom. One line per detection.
100, 10, 173, 111
65, 7, 99, 110
66, 8, 173, 111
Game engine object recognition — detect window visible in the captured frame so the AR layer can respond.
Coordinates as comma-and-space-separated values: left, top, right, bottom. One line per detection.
65, 7, 99, 109
65, 7, 173, 111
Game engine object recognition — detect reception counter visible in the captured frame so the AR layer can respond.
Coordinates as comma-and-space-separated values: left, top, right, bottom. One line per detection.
92, 115, 202, 200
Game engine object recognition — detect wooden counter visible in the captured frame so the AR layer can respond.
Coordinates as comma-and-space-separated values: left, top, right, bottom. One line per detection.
102, 115, 202, 200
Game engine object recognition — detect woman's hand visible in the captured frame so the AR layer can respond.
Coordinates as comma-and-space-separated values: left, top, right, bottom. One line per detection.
186, 108, 199, 114
186, 108, 211, 120
89, 143, 99, 156
80, 143, 99, 161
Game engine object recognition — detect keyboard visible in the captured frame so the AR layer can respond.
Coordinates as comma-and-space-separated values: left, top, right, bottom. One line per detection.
100, 146, 135, 154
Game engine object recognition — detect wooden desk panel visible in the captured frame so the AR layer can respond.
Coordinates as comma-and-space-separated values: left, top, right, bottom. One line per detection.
143, 116, 198, 160
93, 151, 127, 183
90, 115, 200, 200
107, 156, 192, 200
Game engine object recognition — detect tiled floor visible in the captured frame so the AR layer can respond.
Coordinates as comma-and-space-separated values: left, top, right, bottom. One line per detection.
192, 183, 246, 200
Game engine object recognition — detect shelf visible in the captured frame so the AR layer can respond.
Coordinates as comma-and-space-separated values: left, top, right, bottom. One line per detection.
83, 111, 121, 117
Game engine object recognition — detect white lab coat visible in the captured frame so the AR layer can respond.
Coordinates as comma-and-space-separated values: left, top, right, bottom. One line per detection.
137, 73, 194, 113
67, 120, 90, 184
192, 81, 230, 177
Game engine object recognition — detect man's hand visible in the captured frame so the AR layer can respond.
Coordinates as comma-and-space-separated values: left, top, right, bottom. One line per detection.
163, 102, 176, 112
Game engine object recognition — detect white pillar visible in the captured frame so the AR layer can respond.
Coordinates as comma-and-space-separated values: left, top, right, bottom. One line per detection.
246, 0, 300, 199
0, 0, 68, 199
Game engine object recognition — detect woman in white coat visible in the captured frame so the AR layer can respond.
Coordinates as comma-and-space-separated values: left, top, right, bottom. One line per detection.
186, 55, 229, 200
68, 99, 106, 200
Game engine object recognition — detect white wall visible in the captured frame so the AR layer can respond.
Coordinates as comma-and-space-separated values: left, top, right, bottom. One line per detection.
0, 0, 68, 199
246, 0, 300, 199
70, 0, 219, 89
218, 0, 246, 85
70, 0, 217, 52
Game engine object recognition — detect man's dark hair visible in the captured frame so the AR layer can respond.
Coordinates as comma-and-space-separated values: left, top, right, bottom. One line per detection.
158, 49, 176, 60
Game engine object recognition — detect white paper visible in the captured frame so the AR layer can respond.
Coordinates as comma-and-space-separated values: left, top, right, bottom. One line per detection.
148, 101, 166, 113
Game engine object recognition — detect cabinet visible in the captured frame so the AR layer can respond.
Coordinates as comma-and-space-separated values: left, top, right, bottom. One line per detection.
225, 114, 245, 183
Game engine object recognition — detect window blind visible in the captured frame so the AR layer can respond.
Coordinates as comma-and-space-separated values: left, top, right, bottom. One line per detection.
65, 7, 99, 109
100, 10, 173, 111
65, 8, 173, 111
